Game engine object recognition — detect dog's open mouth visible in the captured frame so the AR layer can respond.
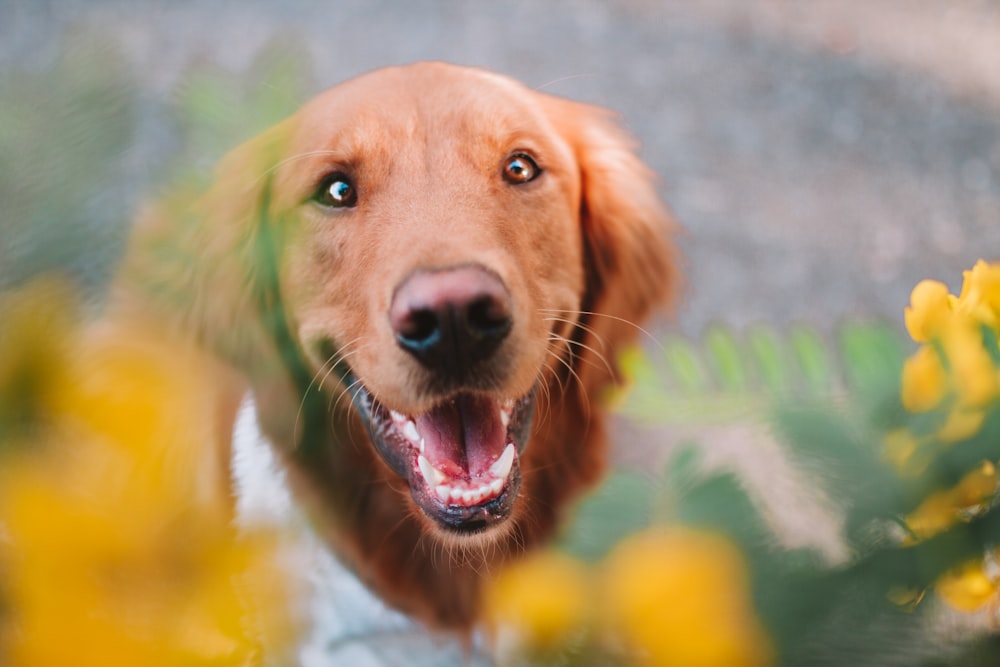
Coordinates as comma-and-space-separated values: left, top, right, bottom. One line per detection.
345, 373, 536, 534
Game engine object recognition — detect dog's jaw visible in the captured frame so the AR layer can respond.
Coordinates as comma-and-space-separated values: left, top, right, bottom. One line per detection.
345, 369, 537, 535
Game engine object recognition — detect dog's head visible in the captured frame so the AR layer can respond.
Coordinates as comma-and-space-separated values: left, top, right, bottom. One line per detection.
127, 62, 676, 540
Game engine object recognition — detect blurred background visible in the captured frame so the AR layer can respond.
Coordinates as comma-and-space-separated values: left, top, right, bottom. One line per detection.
3, 0, 999, 337
3, 2, 1000, 665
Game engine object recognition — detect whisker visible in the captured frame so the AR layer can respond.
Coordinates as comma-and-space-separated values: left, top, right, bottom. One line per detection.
253, 149, 345, 188
540, 314, 607, 351
330, 376, 365, 417
550, 344, 593, 425
548, 332, 615, 379
532, 72, 600, 92
293, 337, 362, 438
539, 308, 665, 354
544, 345, 589, 413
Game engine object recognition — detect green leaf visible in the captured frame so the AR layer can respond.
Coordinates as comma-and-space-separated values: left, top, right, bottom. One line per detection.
791, 326, 834, 395
747, 326, 791, 395
558, 470, 653, 562
660, 444, 702, 498
839, 322, 905, 397
669, 470, 771, 556
773, 406, 905, 533
662, 336, 708, 394
705, 327, 747, 392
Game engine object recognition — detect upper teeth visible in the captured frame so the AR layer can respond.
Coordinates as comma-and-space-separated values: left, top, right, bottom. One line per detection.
489, 443, 516, 479
418, 454, 447, 486
402, 420, 420, 443
395, 400, 520, 506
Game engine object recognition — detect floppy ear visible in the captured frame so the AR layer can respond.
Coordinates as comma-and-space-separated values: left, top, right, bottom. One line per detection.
116, 121, 293, 366
113, 120, 313, 442
545, 97, 680, 393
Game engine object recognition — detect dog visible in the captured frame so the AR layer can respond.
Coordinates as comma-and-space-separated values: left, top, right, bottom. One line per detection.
112, 62, 677, 631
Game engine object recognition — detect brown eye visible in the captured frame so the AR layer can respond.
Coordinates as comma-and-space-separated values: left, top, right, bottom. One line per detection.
314, 173, 357, 208
502, 153, 540, 184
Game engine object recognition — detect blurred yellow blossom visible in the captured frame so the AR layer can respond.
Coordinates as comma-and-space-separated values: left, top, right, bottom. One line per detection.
937, 407, 986, 443
935, 553, 1000, 612
601, 528, 772, 667
901, 461, 997, 543
901, 260, 1000, 415
900, 345, 948, 413
485, 551, 592, 651
951, 460, 998, 508
0, 281, 291, 667
904, 279, 953, 343
956, 260, 1000, 329
487, 527, 772, 667
0, 279, 76, 436
882, 428, 926, 477
903, 489, 963, 543
941, 320, 998, 408
895, 260, 1000, 615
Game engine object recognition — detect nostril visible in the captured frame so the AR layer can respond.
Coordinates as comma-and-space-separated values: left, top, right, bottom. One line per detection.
466, 295, 512, 339
396, 308, 441, 350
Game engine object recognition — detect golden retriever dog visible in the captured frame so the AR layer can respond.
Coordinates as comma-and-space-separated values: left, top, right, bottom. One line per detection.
112, 62, 677, 631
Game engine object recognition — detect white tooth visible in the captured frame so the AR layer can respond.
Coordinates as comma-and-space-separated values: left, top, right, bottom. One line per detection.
500, 409, 510, 428
390, 410, 408, 423
402, 421, 420, 443
419, 437, 425, 454
418, 455, 434, 483
462, 490, 476, 504
436, 484, 452, 501
418, 455, 446, 486
489, 478, 504, 495
489, 443, 516, 479
450, 488, 465, 502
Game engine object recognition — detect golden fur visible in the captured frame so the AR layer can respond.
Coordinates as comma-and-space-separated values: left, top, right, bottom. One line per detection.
112, 62, 677, 630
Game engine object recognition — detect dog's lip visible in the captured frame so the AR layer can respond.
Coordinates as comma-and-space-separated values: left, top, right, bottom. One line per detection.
342, 367, 536, 532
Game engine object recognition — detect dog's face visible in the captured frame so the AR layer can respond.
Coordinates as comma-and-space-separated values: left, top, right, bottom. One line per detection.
168, 62, 675, 547
275, 65, 588, 535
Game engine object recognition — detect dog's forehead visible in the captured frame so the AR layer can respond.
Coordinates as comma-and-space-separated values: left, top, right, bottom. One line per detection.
293, 63, 555, 150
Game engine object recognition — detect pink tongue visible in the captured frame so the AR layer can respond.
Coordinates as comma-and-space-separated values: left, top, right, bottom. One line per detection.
415, 394, 505, 479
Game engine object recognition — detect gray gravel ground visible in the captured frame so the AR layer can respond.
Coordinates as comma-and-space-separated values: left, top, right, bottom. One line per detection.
3, 1, 1000, 664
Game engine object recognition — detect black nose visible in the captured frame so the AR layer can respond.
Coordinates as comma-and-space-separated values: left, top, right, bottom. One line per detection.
389, 266, 513, 376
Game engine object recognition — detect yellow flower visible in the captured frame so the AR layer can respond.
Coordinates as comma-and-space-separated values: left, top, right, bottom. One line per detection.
882, 429, 928, 477
0, 278, 76, 436
900, 261, 1000, 417
956, 260, 1000, 329
935, 554, 1000, 612
886, 586, 925, 610
900, 345, 948, 413
940, 320, 998, 408
937, 407, 986, 443
952, 460, 998, 509
485, 550, 592, 650
902, 489, 960, 542
0, 286, 291, 666
904, 280, 953, 343
600, 527, 772, 667
902, 461, 997, 542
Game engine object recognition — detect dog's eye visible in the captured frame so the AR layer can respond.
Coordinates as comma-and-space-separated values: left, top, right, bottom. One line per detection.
502, 153, 540, 184
314, 173, 357, 208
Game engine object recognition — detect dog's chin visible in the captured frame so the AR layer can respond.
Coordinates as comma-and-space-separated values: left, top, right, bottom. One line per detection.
342, 369, 537, 536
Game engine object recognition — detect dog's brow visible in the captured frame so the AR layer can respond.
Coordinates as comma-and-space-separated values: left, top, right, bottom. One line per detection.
258, 150, 344, 183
